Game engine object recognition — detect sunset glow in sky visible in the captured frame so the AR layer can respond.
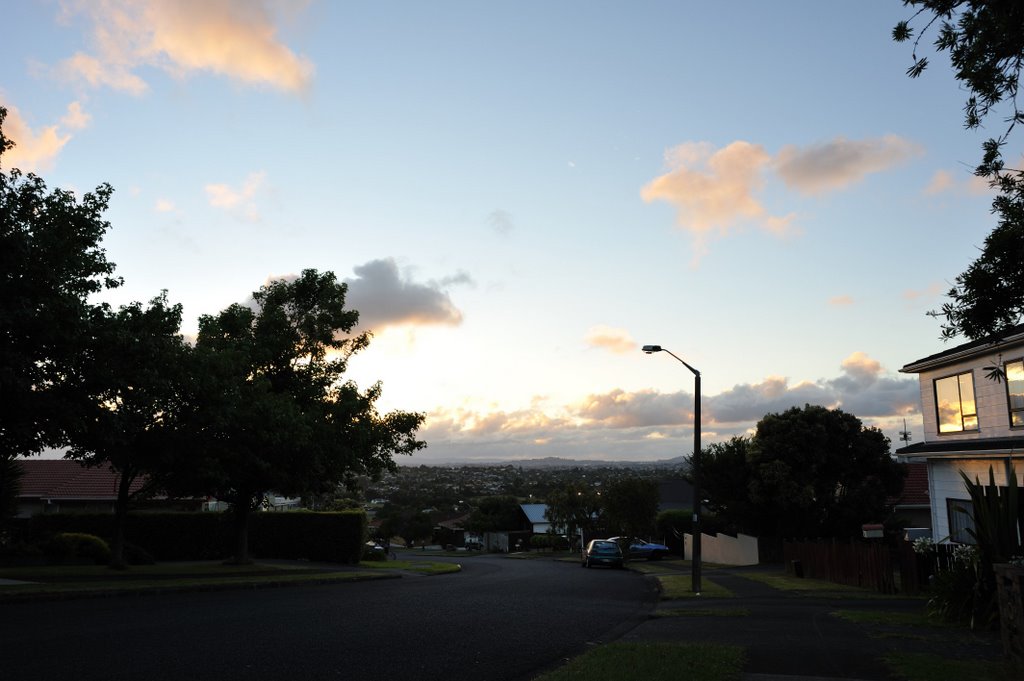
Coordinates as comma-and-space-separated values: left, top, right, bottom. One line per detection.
4, 1, 1003, 462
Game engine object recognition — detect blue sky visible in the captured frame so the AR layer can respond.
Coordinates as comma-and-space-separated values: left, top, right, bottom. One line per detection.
3, 1, 1005, 462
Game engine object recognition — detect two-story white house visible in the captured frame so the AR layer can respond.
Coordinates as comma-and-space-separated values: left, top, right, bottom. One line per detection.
896, 323, 1024, 544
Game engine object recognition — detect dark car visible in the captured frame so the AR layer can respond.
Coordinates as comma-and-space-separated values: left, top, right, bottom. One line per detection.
608, 536, 671, 561
581, 539, 624, 569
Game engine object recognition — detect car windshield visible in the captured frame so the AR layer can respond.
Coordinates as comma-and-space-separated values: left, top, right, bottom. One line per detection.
592, 542, 619, 555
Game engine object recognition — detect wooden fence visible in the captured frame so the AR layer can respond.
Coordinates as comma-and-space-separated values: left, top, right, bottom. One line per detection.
783, 540, 959, 595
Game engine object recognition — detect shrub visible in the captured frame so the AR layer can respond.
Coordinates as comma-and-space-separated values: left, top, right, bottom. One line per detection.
45, 532, 111, 565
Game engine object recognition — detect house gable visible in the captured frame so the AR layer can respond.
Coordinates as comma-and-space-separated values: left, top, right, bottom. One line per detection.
897, 324, 1024, 543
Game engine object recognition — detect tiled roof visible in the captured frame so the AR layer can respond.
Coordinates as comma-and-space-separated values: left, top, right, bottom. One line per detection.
15, 459, 147, 500
890, 462, 929, 507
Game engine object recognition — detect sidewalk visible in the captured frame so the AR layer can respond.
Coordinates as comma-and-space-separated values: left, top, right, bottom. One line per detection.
620, 565, 1002, 681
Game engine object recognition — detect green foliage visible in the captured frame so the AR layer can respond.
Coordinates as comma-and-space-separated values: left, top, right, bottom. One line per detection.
699, 406, 904, 539
0, 458, 24, 520
0, 106, 121, 468
695, 437, 757, 532
894, 2, 1024, 339
17, 511, 366, 563
174, 269, 425, 563
66, 292, 189, 567
466, 495, 523, 533
602, 477, 659, 539
929, 466, 1024, 628
544, 482, 600, 545
962, 466, 1024, 564
44, 533, 111, 565
376, 505, 433, 547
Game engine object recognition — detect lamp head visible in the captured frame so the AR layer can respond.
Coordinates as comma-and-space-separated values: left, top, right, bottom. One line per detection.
642, 345, 662, 354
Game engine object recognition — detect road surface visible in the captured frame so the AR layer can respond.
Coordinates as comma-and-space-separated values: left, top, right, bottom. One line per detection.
1, 555, 657, 681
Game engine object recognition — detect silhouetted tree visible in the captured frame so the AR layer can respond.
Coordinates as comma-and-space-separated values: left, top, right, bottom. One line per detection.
174, 270, 425, 564
0, 107, 121, 489
894, 2, 1024, 339
601, 477, 659, 539
66, 293, 189, 568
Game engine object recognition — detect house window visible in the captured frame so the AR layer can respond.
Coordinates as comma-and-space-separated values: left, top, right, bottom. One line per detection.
1007, 359, 1024, 428
934, 371, 978, 433
946, 498, 976, 544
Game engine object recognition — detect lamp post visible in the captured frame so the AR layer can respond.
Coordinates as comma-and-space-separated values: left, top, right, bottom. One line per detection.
642, 344, 701, 594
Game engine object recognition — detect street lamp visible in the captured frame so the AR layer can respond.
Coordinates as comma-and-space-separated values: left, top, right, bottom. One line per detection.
642, 344, 702, 594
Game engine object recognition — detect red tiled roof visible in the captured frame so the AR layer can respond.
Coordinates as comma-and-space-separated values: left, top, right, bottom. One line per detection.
890, 462, 929, 507
15, 459, 147, 500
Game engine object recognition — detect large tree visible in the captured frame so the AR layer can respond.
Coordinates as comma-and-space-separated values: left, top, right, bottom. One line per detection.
66, 293, 189, 568
601, 477, 660, 540
694, 436, 758, 533
544, 482, 601, 547
178, 269, 425, 564
746, 405, 905, 539
894, 2, 1024, 339
0, 106, 121, 500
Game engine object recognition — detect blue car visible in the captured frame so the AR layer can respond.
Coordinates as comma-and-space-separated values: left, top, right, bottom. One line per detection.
609, 536, 671, 561
581, 539, 625, 569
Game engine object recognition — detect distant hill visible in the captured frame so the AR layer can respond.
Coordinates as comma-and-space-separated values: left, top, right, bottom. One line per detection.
399, 456, 688, 469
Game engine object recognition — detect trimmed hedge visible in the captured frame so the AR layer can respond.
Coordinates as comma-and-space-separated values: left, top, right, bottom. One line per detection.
9, 510, 367, 564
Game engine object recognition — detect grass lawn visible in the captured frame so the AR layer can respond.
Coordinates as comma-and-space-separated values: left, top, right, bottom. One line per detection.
883, 652, 1019, 681
0, 558, 461, 600
657, 574, 733, 599
532, 642, 745, 681
830, 609, 949, 628
735, 570, 908, 598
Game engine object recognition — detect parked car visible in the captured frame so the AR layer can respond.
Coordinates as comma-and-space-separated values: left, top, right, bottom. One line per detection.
581, 539, 624, 569
608, 536, 671, 561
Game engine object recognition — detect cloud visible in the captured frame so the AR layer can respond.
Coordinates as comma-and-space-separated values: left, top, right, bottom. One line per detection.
641, 141, 793, 257
584, 325, 636, 355
903, 282, 945, 301
154, 198, 176, 212
56, 0, 313, 94
1, 103, 76, 172
205, 171, 265, 220
343, 258, 467, 331
60, 101, 92, 130
775, 135, 922, 195
642, 135, 921, 259
416, 350, 920, 462
828, 295, 854, 307
924, 169, 992, 197
488, 209, 514, 235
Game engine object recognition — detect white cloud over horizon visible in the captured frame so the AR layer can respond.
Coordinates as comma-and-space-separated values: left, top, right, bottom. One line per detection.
417, 351, 920, 461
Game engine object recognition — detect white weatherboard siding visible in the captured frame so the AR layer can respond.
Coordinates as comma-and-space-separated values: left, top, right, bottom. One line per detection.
928, 459, 1024, 542
918, 360, 1016, 444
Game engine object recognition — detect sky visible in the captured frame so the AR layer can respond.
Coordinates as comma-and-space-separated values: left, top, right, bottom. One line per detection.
3, 1, 1010, 463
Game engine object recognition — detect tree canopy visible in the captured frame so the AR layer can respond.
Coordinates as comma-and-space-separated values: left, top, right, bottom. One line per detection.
699, 405, 906, 539
176, 270, 426, 563
0, 107, 121, 464
601, 477, 660, 540
66, 293, 189, 567
894, 1, 1024, 340
545, 482, 600, 545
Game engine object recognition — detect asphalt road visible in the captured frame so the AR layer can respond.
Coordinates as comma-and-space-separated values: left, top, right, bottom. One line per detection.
1, 556, 658, 681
